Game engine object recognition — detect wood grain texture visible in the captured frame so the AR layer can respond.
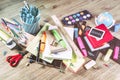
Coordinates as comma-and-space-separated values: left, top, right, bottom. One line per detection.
0, 0, 120, 80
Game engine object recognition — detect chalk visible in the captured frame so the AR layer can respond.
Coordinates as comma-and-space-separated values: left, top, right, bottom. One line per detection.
113, 46, 120, 60
103, 49, 113, 62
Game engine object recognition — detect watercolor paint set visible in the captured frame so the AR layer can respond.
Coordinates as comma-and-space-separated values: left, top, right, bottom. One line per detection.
62, 10, 92, 25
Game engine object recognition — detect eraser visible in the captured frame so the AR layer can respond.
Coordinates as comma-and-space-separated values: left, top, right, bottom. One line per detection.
113, 46, 120, 60
103, 49, 113, 62
84, 60, 96, 70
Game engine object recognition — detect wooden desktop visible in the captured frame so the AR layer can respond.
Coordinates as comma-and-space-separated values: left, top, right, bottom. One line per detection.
0, 0, 120, 80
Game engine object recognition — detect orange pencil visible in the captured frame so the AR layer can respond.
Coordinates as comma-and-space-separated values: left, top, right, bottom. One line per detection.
40, 31, 46, 53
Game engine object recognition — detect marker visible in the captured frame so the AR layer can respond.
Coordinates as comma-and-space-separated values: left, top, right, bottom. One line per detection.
51, 29, 66, 48
36, 40, 41, 63
113, 46, 120, 60
77, 36, 87, 57
103, 49, 113, 61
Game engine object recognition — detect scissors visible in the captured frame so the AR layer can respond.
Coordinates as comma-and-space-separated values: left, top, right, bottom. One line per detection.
6, 51, 28, 67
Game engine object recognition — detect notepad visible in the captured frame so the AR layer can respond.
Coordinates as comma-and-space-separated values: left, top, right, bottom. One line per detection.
45, 30, 67, 53
43, 29, 72, 60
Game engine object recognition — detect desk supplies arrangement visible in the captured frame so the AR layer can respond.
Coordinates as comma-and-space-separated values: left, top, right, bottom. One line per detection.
3, 2, 120, 74
20, 1, 40, 34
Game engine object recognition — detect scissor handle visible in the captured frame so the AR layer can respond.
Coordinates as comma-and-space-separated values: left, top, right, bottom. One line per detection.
6, 54, 19, 63
6, 54, 23, 67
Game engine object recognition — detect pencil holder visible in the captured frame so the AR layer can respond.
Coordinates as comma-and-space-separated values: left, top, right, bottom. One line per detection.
20, 5, 40, 35
22, 16, 40, 35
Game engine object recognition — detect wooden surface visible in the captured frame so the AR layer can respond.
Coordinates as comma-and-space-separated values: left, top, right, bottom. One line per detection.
0, 0, 120, 80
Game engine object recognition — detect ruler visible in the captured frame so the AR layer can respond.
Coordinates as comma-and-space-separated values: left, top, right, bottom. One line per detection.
51, 15, 84, 58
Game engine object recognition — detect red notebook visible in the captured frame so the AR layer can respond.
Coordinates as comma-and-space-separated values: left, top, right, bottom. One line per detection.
85, 24, 114, 48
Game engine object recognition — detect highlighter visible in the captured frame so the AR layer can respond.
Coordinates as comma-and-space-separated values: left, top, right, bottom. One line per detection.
51, 29, 66, 48
77, 36, 87, 57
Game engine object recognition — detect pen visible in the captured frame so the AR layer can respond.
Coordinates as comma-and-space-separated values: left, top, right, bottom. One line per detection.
40, 32, 46, 53
24, 1, 30, 10
51, 29, 66, 48
77, 36, 87, 57
36, 40, 41, 62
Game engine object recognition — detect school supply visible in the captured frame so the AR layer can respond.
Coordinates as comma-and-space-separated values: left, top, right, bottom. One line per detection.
63, 52, 85, 73
45, 31, 67, 53
95, 12, 115, 28
88, 28, 105, 41
51, 29, 66, 48
113, 46, 119, 60
84, 60, 96, 70
77, 36, 87, 57
62, 10, 92, 25
20, 1, 40, 34
1, 18, 28, 45
74, 21, 86, 36
110, 23, 120, 32
74, 28, 78, 38
36, 40, 41, 63
84, 36, 110, 52
51, 15, 84, 58
43, 29, 72, 60
85, 24, 114, 48
103, 49, 113, 62
0, 29, 16, 49
40, 32, 46, 53
6, 51, 28, 67
26, 23, 54, 63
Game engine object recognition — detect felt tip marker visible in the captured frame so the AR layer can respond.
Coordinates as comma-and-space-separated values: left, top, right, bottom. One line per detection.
77, 36, 87, 57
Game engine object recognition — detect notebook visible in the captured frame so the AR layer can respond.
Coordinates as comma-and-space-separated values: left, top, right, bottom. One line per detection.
85, 24, 113, 48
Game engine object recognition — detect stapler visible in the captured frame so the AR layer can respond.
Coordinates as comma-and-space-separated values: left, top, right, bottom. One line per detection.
0, 29, 16, 49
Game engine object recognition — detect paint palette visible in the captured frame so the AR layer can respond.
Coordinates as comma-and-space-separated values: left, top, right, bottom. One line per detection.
62, 10, 92, 25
